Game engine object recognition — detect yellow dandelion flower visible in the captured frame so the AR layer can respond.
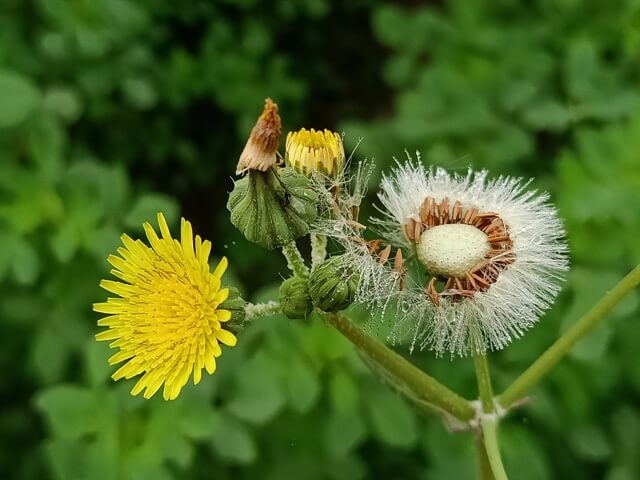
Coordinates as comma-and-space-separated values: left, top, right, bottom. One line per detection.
93, 212, 236, 401
285, 128, 345, 177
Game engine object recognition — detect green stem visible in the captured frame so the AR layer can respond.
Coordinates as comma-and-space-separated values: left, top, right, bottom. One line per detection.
498, 263, 640, 408
474, 432, 495, 480
481, 419, 508, 480
473, 352, 507, 479
282, 242, 309, 278
324, 312, 475, 422
473, 352, 495, 413
310, 233, 327, 269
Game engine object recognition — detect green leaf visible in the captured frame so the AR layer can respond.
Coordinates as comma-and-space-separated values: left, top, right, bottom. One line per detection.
569, 424, 611, 461
211, 415, 256, 464
12, 238, 40, 285
501, 426, 551, 480
46, 439, 94, 480
226, 352, 285, 424
522, 99, 573, 131
329, 369, 359, 413
282, 357, 320, 413
32, 326, 71, 383
44, 87, 82, 122
124, 193, 179, 229
0, 69, 41, 127
0, 231, 17, 281
36, 385, 101, 438
364, 386, 418, 448
84, 340, 113, 387
178, 402, 220, 440
325, 454, 366, 480
324, 409, 367, 458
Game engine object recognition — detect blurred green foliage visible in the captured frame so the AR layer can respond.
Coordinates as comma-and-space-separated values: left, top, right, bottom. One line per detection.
1, 0, 640, 479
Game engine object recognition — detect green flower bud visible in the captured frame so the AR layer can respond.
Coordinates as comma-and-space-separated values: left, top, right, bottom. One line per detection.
309, 255, 359, 312
221, 287, 246, 333
227, 167, 318, 250
279, 276, 313, 319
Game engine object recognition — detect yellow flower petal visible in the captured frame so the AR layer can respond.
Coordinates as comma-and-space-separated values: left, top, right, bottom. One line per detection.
215, 330, 237, 347
94, 213, 238, 400
285, 127, 345, 178
212, 256, 228, 280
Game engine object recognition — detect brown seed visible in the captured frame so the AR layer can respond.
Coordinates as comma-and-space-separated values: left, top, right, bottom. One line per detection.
414, 221, 422, 242
426, 277, 440, 305
378, 244, 392, 264
393, 249, 404, 272
452, 201, 463, 222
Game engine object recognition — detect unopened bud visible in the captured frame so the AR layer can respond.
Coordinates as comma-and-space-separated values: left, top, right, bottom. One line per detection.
227, 167, 318, 250
309, 255, 359, 312
279, 276, 313, 319
285, 128, 345, 178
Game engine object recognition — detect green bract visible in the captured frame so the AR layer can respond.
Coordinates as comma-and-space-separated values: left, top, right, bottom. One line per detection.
221, 287, 247, 332
227, 167, 318, 250
309, 255, 359, 313
279, 276, 313, 319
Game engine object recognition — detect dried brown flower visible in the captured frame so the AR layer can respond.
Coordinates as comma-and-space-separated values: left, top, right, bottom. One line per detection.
236, 98, 282, 174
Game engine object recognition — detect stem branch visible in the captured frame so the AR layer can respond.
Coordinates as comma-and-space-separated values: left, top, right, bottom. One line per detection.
282, 242, 309, 278
473, 352, 495, 413
244, 301, 281, 320
499, 263, 640, 408
323, 312, 475, 422
310, 233, 328, 269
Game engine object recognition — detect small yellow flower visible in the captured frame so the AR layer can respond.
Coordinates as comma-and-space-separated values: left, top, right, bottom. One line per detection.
93, 213, 236, 401
285, 128, 345, 177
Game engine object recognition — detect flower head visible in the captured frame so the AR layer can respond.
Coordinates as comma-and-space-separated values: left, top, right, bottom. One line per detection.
236, 98, 282, 174
286, 128, 345, 178
325, 157, 569, 356
93, 213, 237, 400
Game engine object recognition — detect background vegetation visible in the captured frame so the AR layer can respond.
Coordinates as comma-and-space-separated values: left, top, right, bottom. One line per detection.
1, 0, 640, 479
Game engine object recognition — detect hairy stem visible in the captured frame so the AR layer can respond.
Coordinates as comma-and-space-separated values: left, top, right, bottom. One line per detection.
323, 312, 475, 422
481, 419, 508, 480
282, 241, 309, 278
499, 263, 640, 408
310, 233, 328, 269
245, 301, 281, 320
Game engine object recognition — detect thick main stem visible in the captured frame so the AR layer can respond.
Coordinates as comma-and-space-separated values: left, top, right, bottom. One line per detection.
499, 263, 640, 408
475, 432, 495, 480
324, 312, 475, 422
481, 419, 508, 480
473, 352, 508, 479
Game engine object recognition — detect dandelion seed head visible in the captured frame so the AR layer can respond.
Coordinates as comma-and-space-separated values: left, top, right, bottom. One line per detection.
318, 154, 569, 356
